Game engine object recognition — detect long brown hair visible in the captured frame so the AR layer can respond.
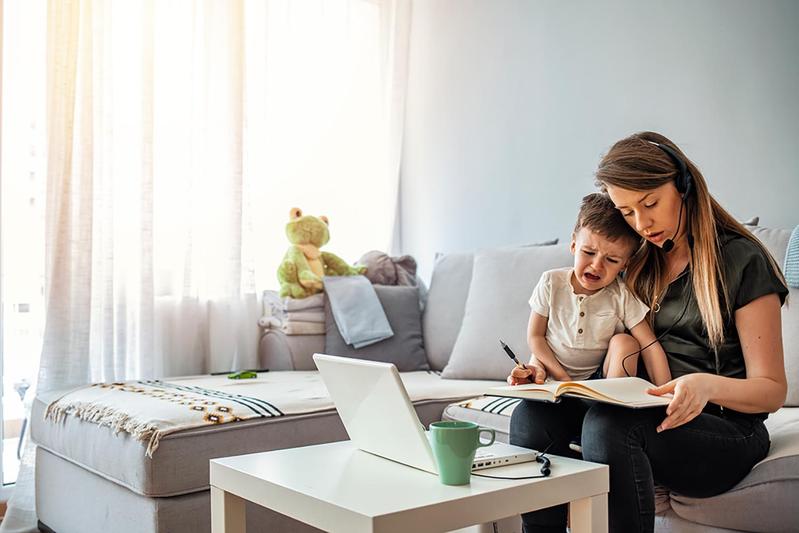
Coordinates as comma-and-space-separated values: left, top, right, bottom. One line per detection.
595, 131, 785, 349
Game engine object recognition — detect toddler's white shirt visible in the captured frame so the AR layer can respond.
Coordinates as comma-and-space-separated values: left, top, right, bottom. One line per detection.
528, 267, 649, 380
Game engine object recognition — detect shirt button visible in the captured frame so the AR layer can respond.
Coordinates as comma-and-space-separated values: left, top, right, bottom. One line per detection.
578, 328, 583, 334
580, 312, 585, 317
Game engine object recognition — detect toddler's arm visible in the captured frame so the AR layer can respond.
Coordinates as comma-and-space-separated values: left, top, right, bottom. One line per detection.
527, 310, 572, 381
629, 319, 672, 385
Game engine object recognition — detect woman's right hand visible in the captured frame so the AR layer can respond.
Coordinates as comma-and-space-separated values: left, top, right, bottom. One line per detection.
506, 357, 547, 385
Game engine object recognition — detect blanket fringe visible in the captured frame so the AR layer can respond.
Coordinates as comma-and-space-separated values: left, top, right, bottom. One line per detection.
45, 400, 164, 457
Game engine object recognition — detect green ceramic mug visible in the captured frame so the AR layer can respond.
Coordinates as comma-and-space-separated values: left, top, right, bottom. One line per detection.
429, 421, 496, 485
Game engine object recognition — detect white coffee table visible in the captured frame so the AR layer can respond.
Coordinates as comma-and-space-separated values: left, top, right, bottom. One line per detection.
210, 440, 608, 533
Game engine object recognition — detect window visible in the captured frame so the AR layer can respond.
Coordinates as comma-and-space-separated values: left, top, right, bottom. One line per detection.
1, 0, 47, 485
0, 0, 406, 485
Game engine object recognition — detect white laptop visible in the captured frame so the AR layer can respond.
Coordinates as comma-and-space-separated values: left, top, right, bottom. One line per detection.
313, 353, 537, 474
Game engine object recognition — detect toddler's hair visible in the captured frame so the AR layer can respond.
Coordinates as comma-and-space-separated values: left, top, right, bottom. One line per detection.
574, 193, 640, 250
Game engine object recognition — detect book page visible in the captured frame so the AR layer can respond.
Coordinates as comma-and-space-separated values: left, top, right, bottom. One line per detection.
559, 377, 671, 406
486, 377, 671, 407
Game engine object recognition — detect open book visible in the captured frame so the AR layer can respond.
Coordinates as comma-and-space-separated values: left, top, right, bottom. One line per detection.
486, 377, 671, 408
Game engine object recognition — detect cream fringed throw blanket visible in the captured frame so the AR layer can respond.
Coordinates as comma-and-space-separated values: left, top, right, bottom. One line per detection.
43, 370, 490, 458
44, 372, 335, 457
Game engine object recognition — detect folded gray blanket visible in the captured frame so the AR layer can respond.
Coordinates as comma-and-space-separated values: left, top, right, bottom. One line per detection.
323, 275, 393, 348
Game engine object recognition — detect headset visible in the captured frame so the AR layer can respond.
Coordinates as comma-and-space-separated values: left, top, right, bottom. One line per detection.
652, 142, 694, 196
649, 141, 695, 252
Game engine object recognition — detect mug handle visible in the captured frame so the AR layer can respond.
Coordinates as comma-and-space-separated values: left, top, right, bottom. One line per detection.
477, 427, 496, 448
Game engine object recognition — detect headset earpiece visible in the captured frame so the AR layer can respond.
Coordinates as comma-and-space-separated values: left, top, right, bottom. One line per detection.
651, 142, 694, 195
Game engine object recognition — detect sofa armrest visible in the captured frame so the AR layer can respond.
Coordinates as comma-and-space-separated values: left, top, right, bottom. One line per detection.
258, 329, 325, 371
258, 329, 294, 370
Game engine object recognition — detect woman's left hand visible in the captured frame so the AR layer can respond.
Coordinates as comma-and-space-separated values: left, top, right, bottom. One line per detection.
648, 374, 714, 432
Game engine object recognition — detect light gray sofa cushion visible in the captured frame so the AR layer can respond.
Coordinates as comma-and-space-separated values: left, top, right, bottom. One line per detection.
422, 252, 474, 371
37, 446, 325, 533
781, 288, 799, 406
668, 407, 799, 532
37, 447, 213, 533
749, 225, 798, 406
654, 509, 741, 532
441, 244, 572, 380
324, 285, 429, 371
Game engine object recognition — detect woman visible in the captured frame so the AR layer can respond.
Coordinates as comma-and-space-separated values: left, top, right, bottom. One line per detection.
508, 131, 788, 532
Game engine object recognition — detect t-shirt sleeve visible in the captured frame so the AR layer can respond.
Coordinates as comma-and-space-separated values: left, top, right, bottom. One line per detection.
619, 282, 650, 331
529, 270, 552, 317
726, 238, 789, 310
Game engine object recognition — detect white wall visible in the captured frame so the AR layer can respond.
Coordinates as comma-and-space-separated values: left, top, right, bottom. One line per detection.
400, 0, 799, 281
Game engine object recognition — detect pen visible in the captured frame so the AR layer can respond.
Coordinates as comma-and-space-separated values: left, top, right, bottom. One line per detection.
499, 339, 527, 369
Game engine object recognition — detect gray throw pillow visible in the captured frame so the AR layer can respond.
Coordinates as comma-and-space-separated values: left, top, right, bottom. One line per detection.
423, 252, 475, 371
441, 244, 572, 380
324, 285, 429, 371
424, 240, 559, 371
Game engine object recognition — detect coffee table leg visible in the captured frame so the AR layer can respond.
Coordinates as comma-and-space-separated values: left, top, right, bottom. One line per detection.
211, 486, 246, 533
569, 493, 608, 533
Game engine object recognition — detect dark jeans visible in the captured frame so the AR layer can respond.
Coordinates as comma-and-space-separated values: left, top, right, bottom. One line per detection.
509, 399, 770, 533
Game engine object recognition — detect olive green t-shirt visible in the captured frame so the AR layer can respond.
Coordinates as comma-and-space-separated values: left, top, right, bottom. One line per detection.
654, 232, 787, 411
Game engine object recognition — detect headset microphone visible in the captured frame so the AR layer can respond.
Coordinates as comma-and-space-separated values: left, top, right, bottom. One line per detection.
661, 198, 685, 253
649, 142, 694, 253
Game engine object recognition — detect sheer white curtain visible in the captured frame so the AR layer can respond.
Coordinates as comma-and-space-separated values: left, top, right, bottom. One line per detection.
0, 0, 410, 530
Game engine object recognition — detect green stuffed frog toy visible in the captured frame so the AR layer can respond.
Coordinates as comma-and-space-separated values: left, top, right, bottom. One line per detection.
277, 207, 366, 299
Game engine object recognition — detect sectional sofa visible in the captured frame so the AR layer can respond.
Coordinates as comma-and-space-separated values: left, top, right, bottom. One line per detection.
31, 224, 798, 532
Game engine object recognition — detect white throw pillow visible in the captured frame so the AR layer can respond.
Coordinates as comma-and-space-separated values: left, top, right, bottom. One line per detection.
441, 244, 572, 380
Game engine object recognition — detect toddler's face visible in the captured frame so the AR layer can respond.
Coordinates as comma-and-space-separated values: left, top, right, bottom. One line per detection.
570, 228, 633, 293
